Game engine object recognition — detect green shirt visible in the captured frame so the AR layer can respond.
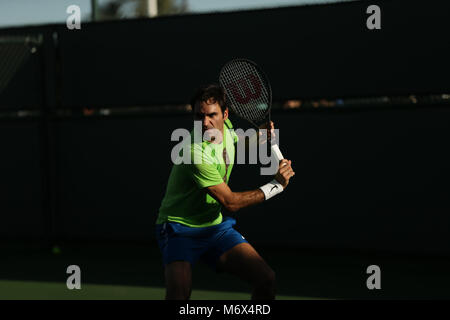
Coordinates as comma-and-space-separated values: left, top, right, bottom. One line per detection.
156, 119, 239, 227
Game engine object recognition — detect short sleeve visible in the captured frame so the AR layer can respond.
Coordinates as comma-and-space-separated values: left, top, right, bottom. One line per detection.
225, 119, 239, 144
230, 128, 239, 144
188, 144, 224, 188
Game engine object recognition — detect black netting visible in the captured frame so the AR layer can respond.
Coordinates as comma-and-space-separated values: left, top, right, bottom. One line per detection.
0, 35, 41, 97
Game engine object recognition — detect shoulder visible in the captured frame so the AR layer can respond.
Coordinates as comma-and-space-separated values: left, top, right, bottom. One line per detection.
189, 140, 216, 165
225, 119, 239, 144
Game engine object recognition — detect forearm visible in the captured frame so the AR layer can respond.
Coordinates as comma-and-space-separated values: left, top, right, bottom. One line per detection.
207, 173, 286, 213
225, 189, 265, 212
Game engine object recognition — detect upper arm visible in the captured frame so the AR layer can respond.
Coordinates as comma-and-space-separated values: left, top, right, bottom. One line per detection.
205, 182, 235, 210
190, 162, 223, 188
188, 145, 223, 188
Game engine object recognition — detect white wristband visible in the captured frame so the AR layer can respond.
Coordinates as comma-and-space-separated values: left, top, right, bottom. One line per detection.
259, 179, 284, 200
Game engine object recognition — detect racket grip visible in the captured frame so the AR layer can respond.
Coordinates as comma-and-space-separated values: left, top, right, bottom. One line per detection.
271, 144, 284, 163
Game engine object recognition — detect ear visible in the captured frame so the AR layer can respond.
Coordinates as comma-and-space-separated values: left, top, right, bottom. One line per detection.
223, 107, 229, 121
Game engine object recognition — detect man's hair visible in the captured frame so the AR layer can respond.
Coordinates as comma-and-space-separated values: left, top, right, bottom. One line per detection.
190, 84, 227, 114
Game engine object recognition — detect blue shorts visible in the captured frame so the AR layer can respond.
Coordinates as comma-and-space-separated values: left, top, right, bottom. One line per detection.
155, 216, 248, 271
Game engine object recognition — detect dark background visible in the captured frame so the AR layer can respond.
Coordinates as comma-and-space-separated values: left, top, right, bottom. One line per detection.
1, 1, 450, 298
2, 1, 450, 107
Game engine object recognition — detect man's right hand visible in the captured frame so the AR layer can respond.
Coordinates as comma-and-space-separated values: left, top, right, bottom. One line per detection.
274, 159, 295, 189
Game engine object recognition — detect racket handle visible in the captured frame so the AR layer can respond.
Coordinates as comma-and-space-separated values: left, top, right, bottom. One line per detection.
271, 144, 284, 163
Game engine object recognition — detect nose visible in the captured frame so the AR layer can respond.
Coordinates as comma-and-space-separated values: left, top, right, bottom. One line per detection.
202, 117, 210, 128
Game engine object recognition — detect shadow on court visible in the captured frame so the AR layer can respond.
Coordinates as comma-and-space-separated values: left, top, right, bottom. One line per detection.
1, 242, 450, 299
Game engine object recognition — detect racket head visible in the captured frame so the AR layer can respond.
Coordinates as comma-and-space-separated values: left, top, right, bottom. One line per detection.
219, 58, 272, 128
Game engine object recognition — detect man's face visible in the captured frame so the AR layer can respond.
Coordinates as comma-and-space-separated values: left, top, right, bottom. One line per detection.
194, 99, 228, 141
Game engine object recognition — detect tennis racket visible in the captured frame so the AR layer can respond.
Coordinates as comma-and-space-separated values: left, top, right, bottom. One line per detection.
219, 58, 285, 163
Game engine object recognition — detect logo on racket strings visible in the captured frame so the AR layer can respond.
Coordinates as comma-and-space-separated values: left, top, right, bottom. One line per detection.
227, 74, 263, 104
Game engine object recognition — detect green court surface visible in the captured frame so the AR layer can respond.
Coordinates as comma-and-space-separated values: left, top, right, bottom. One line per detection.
0, 280, 311, 300
1, 243, 450, 300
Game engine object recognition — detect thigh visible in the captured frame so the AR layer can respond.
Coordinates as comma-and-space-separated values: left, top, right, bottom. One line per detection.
216, 242, 273, 284
156, 222, 206, 267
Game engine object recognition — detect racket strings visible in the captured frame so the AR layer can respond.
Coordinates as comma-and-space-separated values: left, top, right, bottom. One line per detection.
220, 61, 270, 123
223, 64, 267, 121
241, 62, 269, 120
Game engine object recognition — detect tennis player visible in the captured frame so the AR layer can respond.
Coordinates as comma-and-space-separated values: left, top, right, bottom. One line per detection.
155, 84, 295, 300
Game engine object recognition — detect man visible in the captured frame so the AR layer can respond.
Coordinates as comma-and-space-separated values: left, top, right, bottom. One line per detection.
156, 84, 295, 300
